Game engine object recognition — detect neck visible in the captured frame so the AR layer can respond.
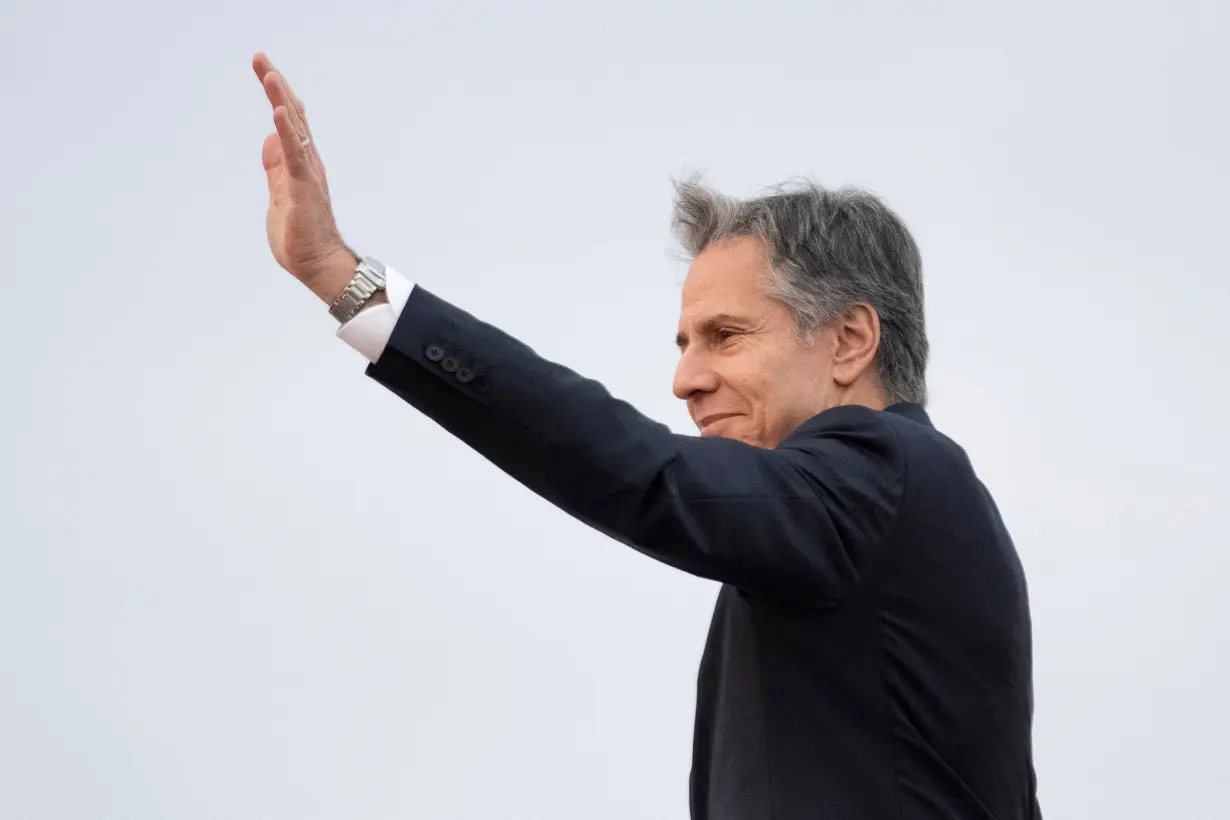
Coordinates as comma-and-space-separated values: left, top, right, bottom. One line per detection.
833, 377, 888, 412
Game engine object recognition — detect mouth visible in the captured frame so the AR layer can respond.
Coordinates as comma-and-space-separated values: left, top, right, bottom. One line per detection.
696, 413, 741, 435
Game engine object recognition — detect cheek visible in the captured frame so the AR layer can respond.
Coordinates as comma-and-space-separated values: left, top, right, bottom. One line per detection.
719, 342, 821, 416
715, 360, 765, 405
759, 349, 828, 417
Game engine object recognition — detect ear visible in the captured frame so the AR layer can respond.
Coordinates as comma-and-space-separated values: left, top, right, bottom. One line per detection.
831, 303, 881, 387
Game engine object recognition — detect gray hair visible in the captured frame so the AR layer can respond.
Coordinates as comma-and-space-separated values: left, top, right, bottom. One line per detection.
671, 177, 929, 405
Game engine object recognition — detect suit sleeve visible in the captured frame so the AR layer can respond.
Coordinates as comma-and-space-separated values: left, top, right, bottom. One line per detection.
364, 286, 907, 605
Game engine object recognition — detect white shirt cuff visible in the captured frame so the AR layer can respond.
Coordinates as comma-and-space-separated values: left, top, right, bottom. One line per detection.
335, 266, 414, 363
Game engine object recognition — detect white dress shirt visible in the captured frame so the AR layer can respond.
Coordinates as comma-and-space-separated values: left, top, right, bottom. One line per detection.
334, 267, 415, 362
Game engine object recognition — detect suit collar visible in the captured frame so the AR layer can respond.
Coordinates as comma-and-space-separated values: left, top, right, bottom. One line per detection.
782, 401, 932, 445
884, 402, 932, 427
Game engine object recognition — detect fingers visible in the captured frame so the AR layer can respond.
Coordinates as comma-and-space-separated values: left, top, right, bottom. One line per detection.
261, 73, 302, 134
277, 74, 312, 142
273, 105, 312, 179
252, 52, 274, 81
255, 55, 311, 133
254, 54, 322, 176
282, 75, 311, 134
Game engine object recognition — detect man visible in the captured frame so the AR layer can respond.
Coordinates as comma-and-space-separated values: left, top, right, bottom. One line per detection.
252, 53, 1042, 819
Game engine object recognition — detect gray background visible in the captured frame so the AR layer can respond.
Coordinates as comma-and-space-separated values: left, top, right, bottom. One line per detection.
2, 1, 1227, 817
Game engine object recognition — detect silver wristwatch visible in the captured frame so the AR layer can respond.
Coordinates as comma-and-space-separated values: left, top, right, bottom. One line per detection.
328, 254, 387, 324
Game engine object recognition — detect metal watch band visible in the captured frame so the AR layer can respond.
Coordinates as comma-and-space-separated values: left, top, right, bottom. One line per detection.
328, 255, 387, 324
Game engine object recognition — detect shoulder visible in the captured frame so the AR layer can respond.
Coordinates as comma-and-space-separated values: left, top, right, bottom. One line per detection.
780, 402, 975, 499
781, 404, 904, 462
777, 405, 908, 509
789, 403, 964, 458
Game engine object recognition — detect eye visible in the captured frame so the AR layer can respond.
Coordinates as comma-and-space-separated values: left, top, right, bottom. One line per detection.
715, 328, 737, 344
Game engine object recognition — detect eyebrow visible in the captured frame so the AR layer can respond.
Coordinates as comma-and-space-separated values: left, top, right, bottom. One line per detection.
676, 313, 748, 349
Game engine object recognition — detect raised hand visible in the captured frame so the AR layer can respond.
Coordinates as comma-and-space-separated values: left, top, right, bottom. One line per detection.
253, 53, 356, 304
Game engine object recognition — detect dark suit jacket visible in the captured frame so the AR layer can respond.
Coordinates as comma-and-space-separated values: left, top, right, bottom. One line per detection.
364, 286, 1042, 820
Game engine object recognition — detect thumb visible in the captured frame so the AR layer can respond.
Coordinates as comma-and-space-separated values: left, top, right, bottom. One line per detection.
261, 132, 282, 174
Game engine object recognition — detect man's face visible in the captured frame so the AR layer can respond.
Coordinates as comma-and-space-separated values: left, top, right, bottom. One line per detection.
673, 236, 836, 448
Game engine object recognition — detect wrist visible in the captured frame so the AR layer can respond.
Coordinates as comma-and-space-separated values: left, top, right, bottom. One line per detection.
310, 246, 362, 304
319, 251, 389, 324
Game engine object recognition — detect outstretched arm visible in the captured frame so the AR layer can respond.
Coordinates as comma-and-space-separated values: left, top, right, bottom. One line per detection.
363, 283, 905, 603
252, 53, 905, 605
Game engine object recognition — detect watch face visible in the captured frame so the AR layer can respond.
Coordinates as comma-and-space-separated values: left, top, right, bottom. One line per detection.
359, 261, 386, 290
361, 256, 387, 282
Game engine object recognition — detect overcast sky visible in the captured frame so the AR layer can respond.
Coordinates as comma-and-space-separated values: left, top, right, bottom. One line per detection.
2, 1, 1227, 817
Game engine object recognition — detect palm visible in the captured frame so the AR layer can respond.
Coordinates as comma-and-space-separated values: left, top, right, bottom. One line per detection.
261, 132, 329, 273
253, 53, 346, 291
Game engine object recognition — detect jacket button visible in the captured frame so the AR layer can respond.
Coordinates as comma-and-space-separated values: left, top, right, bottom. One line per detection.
472, 375, 490, 393
441, 357, 460, 373
456, 366, 475, 384
425, 344, 445, 362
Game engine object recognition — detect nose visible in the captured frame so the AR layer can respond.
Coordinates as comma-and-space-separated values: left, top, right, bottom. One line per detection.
673, 349, 720, 401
